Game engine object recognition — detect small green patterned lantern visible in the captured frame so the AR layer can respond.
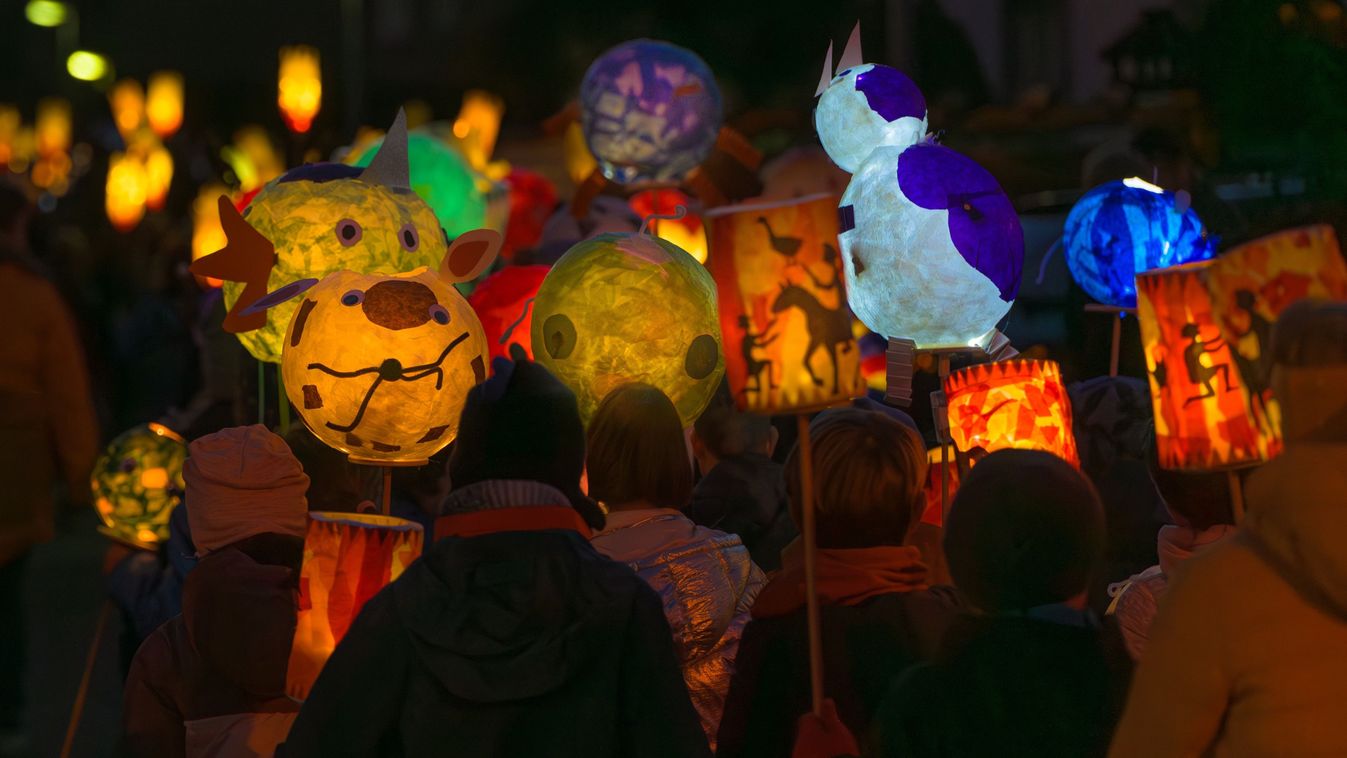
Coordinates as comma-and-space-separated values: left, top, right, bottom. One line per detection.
91, 423, 187, 549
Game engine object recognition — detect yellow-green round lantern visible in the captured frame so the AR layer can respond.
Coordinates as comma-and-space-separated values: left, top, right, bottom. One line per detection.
531, 232, 724, 426
223, 164, 449, 363
91, 423, 187, 549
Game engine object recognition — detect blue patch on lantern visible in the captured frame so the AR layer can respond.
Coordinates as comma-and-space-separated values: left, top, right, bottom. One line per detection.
579, 39, 723, 186
1063, 180, 1214, 308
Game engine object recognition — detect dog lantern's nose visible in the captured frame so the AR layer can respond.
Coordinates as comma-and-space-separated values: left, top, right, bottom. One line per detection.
361, 280, 438, 330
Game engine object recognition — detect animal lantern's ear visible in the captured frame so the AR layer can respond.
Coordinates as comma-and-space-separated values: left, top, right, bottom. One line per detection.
189, 196, 278, 333
440, 229, 501, 284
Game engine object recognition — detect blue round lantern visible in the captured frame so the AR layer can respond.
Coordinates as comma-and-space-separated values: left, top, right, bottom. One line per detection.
1063, 178, 1214, 307
580, 39, 723, 186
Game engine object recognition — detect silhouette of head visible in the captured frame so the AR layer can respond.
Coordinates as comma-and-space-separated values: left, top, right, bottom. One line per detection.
1181, 323, 1200, 338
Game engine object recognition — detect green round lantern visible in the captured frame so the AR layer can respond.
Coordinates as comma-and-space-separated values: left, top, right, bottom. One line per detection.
531, 232, 724, 426
350, 131, 487, 238
91, 423, 187, 549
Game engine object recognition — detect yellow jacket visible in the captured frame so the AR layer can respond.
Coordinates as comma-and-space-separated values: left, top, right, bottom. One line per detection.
1109, 443, 1347, 757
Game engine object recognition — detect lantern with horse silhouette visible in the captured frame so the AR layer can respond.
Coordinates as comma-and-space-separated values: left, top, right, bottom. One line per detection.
943, 359, 1079, 466
286, 511, 424, 699
1136, 262, 1275, 470
277, 230, 499, 464
706, 193, 862, 412
531, 228, 724, 426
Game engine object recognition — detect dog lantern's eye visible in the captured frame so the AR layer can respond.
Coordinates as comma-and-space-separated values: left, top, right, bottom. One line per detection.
335, 219, 363, 247
341, 290, 365, 307
429, 304, 449, 325
399, 224, 420, 252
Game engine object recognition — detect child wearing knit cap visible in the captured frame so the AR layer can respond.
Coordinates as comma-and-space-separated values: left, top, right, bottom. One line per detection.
122, 425, 310, 758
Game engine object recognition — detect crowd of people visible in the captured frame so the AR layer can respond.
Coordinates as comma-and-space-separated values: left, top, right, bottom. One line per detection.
5, 165, 1347, 758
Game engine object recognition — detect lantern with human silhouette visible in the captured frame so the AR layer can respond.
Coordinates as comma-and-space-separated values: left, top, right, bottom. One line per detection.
705, 193, 862, 413
943, 359, 1079, 465
286, 511, 423, 699
1136, 262, 1275, 470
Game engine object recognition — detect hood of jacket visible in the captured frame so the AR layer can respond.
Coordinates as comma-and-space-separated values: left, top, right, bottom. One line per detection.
688, 454, 795, 570
592, 509, 763, 663
392, 527, 645, 703
1244, 443, 1347, 620
180, 536, 300, 699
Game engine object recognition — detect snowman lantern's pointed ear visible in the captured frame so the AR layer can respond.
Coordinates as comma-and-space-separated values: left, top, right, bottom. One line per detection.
439, 229, 502, 284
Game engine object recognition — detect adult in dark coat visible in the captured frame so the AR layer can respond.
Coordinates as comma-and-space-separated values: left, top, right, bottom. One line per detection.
279, 349, 709, 758
869, 450, 1132, 758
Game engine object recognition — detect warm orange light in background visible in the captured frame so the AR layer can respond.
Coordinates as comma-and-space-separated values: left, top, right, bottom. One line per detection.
146, 71, 184, 138
278, 46, 322, 134
143, 142, 173, 210
629, 189, 708, 264
944, 359, 1079, 465
223, 125, 285, 192
562, 121, 597, 187
35, 98, 70, 157
1136, 262, 1276, 470
106, 151, 148, 231
191, 184, 228, 288
453, 89, 504, 172
706, 193, 862, 413
0, 105, 18, 168
286, 512, 423, 699
109, 79, 145, 138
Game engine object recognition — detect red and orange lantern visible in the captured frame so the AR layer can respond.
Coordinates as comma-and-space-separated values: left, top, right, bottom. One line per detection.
629, 188, 708, 264
467, 264, 550, 362
943, 359, 1079, 465
287, 512, 423, 699
1136, 262, 1276, 470
706, 193, 863, 413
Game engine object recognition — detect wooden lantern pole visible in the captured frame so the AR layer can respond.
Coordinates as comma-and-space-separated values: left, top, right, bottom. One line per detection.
381, 466, 393, 516
60, 601, 112, 758
937, 354, 953, 521
1227, 469, 1246, 522
1084, 304, 1136, 378
796, 413, 824, 717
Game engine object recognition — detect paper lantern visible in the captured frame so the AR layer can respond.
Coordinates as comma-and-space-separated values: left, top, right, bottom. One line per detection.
1136, 262, 1275, 470
143, 142, 173, 211
91, 423, 186, 549
282, 242, 495, 464
501, 169, 557, 261
629, 189, 708, 264
579, 39, 723, 185
838, 142, 1024, 348
226, 125, 285, 192
1063, 178, 1214, 307
944, 359, 1079, 465
106, 152, 148, 232
816, 64, 928, 173
531, 232, 724, 425
278, 46, 321, 133
35, 98, 70, 158
286, 512, 423, 699
468, 264, 550, 361
146, 71, 184, 139
451, 90, 504, 173
536, 195, 642, 263
194, 113, 451, 363
109, 79, 145, 138
920, 447, 959, 528
706, 193, 862, 412
349, 130, 487, 238
191, 184, 229, 288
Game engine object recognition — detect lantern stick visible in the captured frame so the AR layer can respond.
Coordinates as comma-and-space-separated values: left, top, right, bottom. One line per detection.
1228, 469, 1246, 523
382, 466, 393, 516
797, 413, 825, 717
937, 354, 952, 521
257, 359, 266, 425
1110, 313, 1122, 378
60, 601, 112, 758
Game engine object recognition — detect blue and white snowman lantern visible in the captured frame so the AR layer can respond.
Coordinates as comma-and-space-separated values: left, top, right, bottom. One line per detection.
1062, 178, 1214, 308
817, 63, 1024, 349
579, 39, 723, 186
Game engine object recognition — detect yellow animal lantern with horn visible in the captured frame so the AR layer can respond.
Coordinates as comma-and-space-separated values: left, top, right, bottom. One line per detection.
190, 110, 450, 364
260, 231, 498, 465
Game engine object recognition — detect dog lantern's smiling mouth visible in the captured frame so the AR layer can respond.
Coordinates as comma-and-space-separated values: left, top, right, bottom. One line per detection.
308, 331, 471, 434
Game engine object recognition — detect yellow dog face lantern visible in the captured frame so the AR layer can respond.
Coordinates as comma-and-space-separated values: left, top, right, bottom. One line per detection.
190, 110, 449, 364
273, 230, 499, 465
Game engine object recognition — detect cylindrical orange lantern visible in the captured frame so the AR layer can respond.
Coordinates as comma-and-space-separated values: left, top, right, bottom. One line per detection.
629, 189, 708, 264
278, 46, 322, 134
706, 193, 863, 413
35, 98, 70, 158
106, 152, 148, 232
1136, 262, 1275, 470
467, 264, 550, 361
192, 183, 229, 288
109, 79, 145, 139
943, 359, 1079, 465
144, 142, 173, 211
146, 71, 184, 138
286, 512, 423, 699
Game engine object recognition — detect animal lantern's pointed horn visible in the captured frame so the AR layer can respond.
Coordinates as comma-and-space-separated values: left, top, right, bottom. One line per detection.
188, 196, 277, 333
836, 21, 863, 72
814, 40, 834, 97
360, 108, 411, 189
